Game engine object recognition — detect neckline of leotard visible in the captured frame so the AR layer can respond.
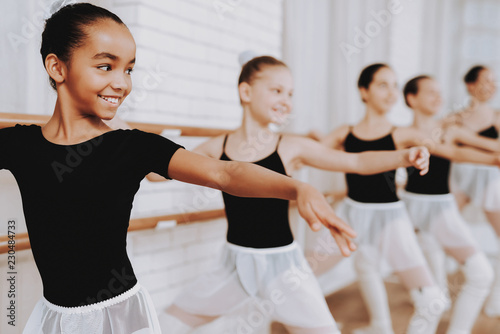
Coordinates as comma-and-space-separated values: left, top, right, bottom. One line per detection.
221, 133, 283, 163
478, 124, 498, 134
347, 125, 396, 142
37, 125, 122, 147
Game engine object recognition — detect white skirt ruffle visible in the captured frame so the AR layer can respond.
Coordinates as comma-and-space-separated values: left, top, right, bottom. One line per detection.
451, 162, 500, 211
334, 198, 427, 272
23, 284, 160, 334
172, 242, 338, 330
400, 191, 478, 250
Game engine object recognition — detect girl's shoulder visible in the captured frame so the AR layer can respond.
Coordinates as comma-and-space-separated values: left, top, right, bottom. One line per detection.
442, 110, 467, 126
193, 133, 229, 159
325, 124, 353, 147
1, 124, 40, 138
393, 125, 422, 139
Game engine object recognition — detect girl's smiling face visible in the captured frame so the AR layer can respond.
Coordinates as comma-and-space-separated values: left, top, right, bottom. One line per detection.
360, 67, 399, 114
241, 65, 294, 126
411, 78, 442, 115
467, 68, 497, 102
59, 19, 136, 120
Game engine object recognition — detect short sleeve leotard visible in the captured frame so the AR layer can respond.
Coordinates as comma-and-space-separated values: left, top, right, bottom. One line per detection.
0, 125, 183, 307
220, 134, 293, 248
344, 129, 399, 203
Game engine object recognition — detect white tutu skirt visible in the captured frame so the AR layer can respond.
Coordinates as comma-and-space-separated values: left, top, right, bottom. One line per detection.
451, 162, 500, 211
172, 242, 338, 330
400, 191, 478, 251
334, 198, 427, 272
23, 284, 160, 334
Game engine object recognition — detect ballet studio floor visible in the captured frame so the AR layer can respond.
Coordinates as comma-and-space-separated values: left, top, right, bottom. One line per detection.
271, 272, 500, 334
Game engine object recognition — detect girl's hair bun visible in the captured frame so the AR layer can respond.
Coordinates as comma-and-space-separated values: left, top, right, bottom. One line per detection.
238, 50, 259, 66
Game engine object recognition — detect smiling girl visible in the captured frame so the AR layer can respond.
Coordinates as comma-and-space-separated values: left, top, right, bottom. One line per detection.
0, 3, 360, 333
446, 66, 500, 317
401, 75, 500, 334
156, 56, 431, 334
317, 63, 500, 334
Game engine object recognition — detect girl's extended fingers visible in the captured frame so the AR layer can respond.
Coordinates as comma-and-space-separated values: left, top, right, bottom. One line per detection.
342, 231, 357, 251
300, 202, 322, 232
319, 207, 356, 239
419, 165, 429, 175
329, 228, 352, 257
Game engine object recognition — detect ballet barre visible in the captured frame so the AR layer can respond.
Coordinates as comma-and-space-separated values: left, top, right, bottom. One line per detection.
0, 112, 229, 137
0, 209, 227, 254
0, 191, 347, 254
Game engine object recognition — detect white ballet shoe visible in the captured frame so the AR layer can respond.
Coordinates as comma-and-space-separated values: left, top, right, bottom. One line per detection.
407, 286, 449, 334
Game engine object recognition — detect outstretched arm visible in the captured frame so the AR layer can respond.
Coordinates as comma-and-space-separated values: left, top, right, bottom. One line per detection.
291, 135, 429, 175
443, 125, 500, 153
168, 148, 357, 256
396, 127, 500, 166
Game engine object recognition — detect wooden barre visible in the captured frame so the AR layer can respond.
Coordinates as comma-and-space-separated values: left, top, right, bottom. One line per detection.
0, 191, 348, 254
0, 112, 230, 137
0, 208, 226, 254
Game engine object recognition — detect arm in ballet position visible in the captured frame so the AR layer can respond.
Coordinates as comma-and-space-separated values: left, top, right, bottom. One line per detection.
441, 124, 500, 152
308, 125, 429, 175
394, 127, 500, 166
283, 134, 429, 176
167, 148, 357, 256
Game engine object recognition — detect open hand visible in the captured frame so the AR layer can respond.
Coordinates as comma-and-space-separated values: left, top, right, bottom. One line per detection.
296, 183, 356, 257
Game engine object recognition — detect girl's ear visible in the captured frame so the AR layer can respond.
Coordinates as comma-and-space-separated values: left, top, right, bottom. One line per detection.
465, 82, 475, 96
45, 53, 66, 87
359, 87, 369, 103
406, 94, 417, 109
239, 82, 252, 103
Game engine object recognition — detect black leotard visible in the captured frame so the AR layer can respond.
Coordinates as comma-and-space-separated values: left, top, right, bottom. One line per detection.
344, 129, 399, 203
220, 135, 293, 248
405, 155, 450, 195
0, 125, 182, 307
478, 125, 499, 139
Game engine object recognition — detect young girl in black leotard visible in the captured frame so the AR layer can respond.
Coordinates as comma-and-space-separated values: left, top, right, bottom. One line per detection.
1, 4, 359, 333
447, 66, 500, 317
401, 75, 500, 334
158, 56, 430, 334
318, 64, 500, 334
